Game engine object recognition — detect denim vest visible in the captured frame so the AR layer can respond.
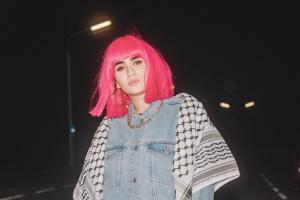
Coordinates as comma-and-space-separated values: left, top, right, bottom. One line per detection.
102, 96, 214, 200
102, 96, 179, 200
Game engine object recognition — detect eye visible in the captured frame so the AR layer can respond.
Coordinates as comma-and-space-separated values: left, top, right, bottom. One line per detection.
116, 65, 125, 72
133, 59, 143, 65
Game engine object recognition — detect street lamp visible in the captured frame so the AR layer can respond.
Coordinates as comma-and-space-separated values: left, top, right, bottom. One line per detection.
66, 20, 111, 168
220, 102, 231, 109
244, 101, 255, 109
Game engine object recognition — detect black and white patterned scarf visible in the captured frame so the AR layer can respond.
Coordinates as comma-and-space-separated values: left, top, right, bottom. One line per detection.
73, 93, 240, 200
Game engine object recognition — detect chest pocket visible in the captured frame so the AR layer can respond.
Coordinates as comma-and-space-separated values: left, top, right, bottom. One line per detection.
103, 145, 124, 188
147, 142, 175, 185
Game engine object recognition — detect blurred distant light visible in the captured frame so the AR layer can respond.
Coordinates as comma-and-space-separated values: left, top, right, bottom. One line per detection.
70, 125, 76, 135
220, 102, 230, 109
90, 20, 111, 31
245, 101, 255, 108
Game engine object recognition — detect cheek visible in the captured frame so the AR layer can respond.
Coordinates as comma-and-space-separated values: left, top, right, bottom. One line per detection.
138, 65, 146, 77
115, 73, 127, 87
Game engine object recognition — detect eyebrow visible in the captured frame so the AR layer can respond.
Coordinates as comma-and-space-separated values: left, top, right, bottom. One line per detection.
115, 56, 140, 66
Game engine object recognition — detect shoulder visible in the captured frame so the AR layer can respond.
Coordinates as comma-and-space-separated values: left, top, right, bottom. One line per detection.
99, 116, 111, 127
175, 92, 204, 107
164, 92, 202, 104
93, 116, 111, 138
174, 92, 209, 118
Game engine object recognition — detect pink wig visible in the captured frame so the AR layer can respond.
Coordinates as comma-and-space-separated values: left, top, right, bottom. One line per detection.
89, 34, 174, 118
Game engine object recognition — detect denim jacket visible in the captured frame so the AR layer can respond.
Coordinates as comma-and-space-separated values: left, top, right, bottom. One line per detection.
103, 97, 179, 199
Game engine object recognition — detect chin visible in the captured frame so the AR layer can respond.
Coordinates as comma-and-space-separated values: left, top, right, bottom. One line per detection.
126, 89, 146, 97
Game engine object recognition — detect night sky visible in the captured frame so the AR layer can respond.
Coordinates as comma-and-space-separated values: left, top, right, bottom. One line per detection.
2, 1, 299, 173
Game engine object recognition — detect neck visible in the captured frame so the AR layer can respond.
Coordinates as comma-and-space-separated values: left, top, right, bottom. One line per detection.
129, 93, 150, 114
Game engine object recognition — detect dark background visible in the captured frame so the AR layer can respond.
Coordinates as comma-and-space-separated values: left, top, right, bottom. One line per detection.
1, 1, 300, 199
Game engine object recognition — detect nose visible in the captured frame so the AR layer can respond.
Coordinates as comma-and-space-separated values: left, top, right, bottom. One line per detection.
127, 64, 136, 76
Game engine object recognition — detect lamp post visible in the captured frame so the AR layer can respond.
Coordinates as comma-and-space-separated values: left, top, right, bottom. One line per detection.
66, 20, 111, 168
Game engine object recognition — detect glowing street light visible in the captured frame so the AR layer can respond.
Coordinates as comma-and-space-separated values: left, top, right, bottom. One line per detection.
244, 101, 255, 108
220, 102, 231, 109
90, 20, 112, 31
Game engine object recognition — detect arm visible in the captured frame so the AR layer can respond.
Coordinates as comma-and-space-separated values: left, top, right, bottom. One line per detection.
174, 93, 239, 200
192, 98, 240, 192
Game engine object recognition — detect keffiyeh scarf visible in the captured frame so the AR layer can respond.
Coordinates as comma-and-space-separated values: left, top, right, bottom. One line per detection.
73, 93, 240, 200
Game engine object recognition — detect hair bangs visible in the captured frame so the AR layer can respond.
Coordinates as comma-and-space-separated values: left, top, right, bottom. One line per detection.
108, 37, 148, 67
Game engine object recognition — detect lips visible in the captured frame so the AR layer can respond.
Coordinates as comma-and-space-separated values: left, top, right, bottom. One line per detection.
128, 79, 140, 86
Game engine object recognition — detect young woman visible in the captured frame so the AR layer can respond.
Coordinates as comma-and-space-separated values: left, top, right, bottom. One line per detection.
73, 34, 240, 200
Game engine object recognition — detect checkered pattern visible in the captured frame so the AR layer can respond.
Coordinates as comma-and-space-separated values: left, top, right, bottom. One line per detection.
74, 117, 110, 200
173, 93, 211, 177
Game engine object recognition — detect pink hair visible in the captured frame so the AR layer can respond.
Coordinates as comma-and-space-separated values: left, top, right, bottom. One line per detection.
89, 34, 174, 118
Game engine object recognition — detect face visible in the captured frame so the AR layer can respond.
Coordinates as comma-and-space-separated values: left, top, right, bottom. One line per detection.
114, 56, 146, 97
